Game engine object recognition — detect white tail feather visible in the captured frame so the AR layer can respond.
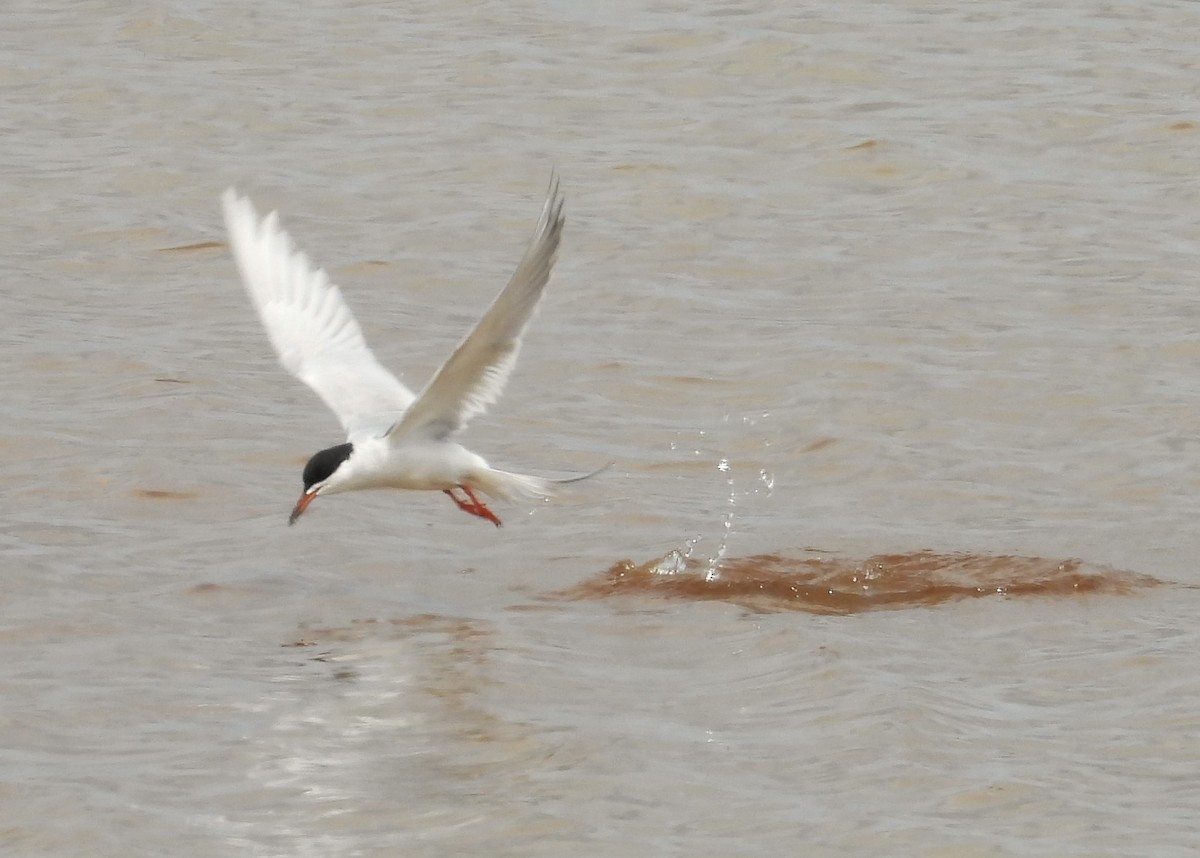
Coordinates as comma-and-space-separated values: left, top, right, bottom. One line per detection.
475, 469, 555, 502
474, 462, 611, 502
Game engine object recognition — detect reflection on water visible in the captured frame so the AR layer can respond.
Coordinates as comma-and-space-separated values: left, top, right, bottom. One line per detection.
557, 549, 1162, 614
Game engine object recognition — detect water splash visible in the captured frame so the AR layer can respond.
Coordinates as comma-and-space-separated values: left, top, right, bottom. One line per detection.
669, 416, 779, 583
650, 549, 688, 576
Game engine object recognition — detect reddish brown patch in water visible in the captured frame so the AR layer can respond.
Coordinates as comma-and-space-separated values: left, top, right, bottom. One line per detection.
132, 489, 197, 500
800, 437, 837, 454
555, 551, 1160, 614
157, 241, 224, 252
190, 582, 223, 593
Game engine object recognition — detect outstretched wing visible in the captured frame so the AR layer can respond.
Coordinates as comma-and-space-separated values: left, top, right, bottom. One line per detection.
388, 174, 565, 442
222, 189, 415, 438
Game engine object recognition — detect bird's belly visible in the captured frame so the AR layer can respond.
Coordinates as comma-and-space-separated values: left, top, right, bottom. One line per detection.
351, 444, 487, 492
372, 471, 454, 491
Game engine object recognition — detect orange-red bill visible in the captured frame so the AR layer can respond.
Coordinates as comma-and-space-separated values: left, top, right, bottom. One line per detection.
289, 490, 317, 525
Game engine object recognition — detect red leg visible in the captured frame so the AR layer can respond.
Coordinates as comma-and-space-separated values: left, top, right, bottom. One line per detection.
443, 486, 502, 527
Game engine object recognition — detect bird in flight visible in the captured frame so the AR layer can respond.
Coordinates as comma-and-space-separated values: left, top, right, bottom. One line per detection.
222, 175, 587, 527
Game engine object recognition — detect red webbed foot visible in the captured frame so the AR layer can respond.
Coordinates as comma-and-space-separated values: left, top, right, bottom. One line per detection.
443, 485, 502, 527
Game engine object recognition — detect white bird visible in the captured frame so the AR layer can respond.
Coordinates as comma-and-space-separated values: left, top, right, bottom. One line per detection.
222, 175, 587, 527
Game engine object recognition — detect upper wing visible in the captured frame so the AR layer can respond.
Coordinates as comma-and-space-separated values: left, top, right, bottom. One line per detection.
388, 174, 565, 442
222, 188, 415, 438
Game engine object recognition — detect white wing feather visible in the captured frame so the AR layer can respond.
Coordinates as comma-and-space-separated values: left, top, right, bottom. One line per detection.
389, 175, 565, 442
222, 189, 415, 438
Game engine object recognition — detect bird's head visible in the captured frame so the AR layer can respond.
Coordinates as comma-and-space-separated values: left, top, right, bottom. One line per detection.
289, 442, 354, 525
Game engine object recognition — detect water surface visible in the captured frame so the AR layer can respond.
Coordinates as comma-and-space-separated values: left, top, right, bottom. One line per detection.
4, 1, 1200, 855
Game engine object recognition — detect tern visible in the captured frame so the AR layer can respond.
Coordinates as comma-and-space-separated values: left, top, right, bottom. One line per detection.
222, 176, 585, 527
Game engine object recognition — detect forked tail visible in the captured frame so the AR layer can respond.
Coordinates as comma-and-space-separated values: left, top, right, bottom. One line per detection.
475, 462, 612, 502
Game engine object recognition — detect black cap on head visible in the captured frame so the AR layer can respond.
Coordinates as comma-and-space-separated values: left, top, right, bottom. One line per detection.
302, 443, 353, 491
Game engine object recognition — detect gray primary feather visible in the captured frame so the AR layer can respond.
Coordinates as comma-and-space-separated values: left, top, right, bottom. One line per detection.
387, 174, 565, 442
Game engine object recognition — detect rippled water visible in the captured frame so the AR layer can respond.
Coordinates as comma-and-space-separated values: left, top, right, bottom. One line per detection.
4, 0, 1200, 855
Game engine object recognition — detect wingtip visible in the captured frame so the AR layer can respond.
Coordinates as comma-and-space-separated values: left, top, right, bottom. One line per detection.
539, 171, 565, 234
221, 187, 257, 231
